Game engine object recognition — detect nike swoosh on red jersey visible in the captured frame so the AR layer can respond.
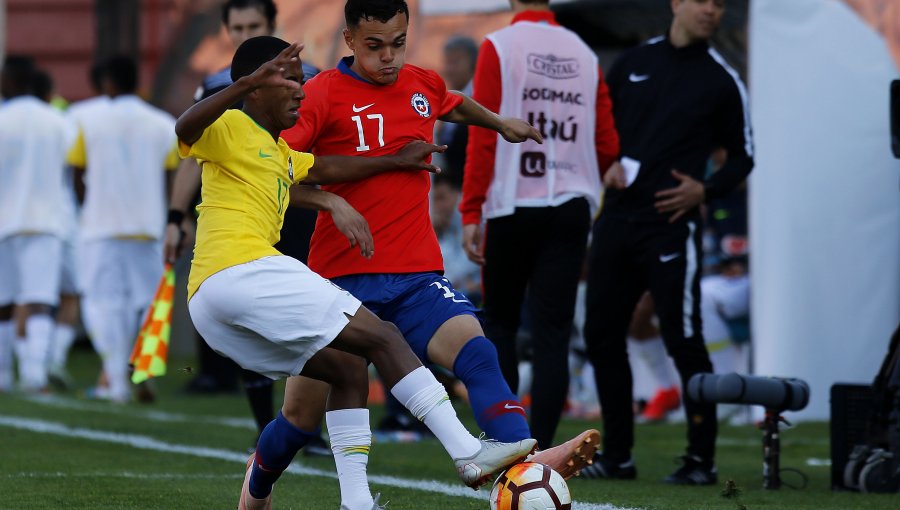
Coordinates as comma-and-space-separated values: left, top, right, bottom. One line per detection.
352, 103, 375, 112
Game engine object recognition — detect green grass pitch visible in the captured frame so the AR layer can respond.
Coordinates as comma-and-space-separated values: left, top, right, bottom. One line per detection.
0, 346, 896, 509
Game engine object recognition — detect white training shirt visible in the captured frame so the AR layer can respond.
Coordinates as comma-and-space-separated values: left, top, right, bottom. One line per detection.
0, 95, 76, 239
62, 95, 110, 242
73, 95, 176, 241
484, 20, 601, 219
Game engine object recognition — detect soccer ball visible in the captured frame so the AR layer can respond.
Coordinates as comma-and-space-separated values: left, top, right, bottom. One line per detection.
489, 462, 572, 510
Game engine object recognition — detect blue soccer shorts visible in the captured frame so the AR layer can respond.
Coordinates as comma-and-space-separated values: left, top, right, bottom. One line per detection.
331, 272, 478, 363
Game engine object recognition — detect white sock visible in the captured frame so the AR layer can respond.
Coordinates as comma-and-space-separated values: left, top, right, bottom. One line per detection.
24, 314, 54, 389
326, 408, 374, 510
50, 323, 76, 370
0, 321, 13, 391
390, 366, 481, 459
629, 336, 677, 389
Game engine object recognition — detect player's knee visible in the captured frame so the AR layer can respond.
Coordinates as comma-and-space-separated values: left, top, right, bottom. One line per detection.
326, 354, 368, 390
453, 336, 498, 377
369, 319, 406, 354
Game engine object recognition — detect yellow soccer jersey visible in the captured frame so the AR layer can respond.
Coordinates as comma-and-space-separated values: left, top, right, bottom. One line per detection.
178, 109, 314, 299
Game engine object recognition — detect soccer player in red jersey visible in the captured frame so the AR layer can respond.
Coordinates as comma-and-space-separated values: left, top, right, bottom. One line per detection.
280, 0, 601, 501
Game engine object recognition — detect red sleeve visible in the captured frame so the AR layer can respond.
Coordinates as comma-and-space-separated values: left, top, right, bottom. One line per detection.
427, 68, 464, 116
282, 74, 329, 152
595, 65, 619, 176
460, 38, 501, 226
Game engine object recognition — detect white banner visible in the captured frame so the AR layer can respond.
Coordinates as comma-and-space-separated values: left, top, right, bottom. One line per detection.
749, 0, 900, 419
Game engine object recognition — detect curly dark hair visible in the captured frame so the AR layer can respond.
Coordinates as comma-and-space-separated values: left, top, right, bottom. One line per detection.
230, 36, 289, 82
344, 0, 409, 29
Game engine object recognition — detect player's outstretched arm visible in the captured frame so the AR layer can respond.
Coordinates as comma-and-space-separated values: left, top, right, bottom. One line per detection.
175, 42, 302, 145
441, 91, 544, 145
290, 186, 375, 259
303, 140, 447, 185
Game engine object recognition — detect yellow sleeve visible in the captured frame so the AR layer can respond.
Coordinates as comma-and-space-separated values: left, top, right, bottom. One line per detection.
178, 112, 235, 163
66, 129, 86, 167
289, 150, 315, 184
164, 144, 180, 171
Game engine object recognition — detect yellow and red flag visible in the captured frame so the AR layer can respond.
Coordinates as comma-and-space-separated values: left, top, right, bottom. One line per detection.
130, 265, 176, 384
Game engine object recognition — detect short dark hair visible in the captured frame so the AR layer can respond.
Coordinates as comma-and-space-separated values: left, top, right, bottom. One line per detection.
32, 69, 54, 101
344, 0, 409, 29
444, 36, 478, 67
2, 55, 36, 92
89, 61, 105, 93
105, 55, 139, 94
222, 0, 277, 27
231, 35, 290, 82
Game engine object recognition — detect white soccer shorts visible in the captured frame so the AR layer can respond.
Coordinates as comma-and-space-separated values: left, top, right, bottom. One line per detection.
80, 238, 163, 311
188, 255, 362, 379
59, 238, 80, 295
0, 234, 63, 306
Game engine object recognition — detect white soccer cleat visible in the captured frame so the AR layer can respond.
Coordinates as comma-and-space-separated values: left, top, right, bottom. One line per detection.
371, 492, 388, 509
455, 437, 537, 489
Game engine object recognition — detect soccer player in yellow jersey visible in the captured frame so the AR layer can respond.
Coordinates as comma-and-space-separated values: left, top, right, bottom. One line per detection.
175, 36, 537, 510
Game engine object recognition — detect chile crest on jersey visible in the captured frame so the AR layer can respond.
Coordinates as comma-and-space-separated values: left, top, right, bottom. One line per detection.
410, 92, 431, 118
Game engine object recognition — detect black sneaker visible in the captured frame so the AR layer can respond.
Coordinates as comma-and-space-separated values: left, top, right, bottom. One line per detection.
303, 433, 333, 458
663, 455, 718, 485
579, 452, 637, 480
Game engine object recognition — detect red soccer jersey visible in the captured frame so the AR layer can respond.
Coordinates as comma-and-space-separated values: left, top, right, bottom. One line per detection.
282, 58, 463, 278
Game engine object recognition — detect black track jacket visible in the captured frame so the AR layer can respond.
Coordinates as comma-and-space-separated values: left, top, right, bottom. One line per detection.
602, 35, 754, 223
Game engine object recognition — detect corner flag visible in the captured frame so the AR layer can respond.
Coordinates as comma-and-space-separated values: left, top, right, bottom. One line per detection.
130, 265, 176, 384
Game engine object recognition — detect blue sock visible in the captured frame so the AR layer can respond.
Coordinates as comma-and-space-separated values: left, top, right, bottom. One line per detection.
249, 411, 318, 499
453, 336, 531, 442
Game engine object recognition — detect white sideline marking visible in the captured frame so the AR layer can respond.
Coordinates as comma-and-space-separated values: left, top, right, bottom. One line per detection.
0, 415, 638, 510
6, 471, 243, 480
18, 393, 256, 430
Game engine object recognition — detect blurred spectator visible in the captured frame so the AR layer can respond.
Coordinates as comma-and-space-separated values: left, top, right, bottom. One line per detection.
701, 149, 751, 377
68, 55, 178, 403
436, 35, 478, 181
28, 68, 84, 391
627, 293, 682, 423
66, 62, 111, 395
0, 56, 76, 393
581, 0, 753, 485
431, 172, 481, 305
461, 0, 619, 450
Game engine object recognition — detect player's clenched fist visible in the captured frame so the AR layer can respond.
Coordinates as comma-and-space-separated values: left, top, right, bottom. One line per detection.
499, 117, 544, 144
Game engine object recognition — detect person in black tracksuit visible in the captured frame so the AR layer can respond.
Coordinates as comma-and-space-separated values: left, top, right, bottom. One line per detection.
580, 0, 753, 485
